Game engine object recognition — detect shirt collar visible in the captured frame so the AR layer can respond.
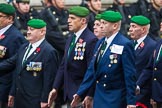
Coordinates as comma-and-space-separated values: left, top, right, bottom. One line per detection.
30, 37, 45, 49
0, 24, 12, 35
105, 32, 118, 44
74, 25, 87, 42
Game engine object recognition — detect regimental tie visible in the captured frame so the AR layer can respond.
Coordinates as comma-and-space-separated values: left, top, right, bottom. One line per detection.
134, 40, 138, 49
68, 34, 76, 57
22, 44, 33, 65
97, 40, 107, 62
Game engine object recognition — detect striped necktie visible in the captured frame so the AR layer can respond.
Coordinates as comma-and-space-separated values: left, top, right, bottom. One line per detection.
22, 44, 32, 65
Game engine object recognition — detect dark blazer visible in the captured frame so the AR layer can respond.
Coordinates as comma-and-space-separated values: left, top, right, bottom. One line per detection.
0, 40, 59, 108
77, 33, 136, 108
151, 40, 162, 103
53, 28, 98, 101
136, 36, 156, 107
0, 25, 26, 102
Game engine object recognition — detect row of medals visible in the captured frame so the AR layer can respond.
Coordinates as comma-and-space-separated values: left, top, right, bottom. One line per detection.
74, 42, 86, 60
26, 62, 42, 77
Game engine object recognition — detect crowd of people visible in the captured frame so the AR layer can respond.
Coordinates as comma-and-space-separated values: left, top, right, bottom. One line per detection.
0, 0, 162, 108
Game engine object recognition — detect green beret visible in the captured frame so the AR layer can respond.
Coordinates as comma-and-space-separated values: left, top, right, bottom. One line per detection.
131, 15, 150, 26
0, 3, 15, 15
95, 14, 101, 20
68, 6, 89, 17
101, 10, 122, 22
27, 19, 46, 29
16, 0, 30, 3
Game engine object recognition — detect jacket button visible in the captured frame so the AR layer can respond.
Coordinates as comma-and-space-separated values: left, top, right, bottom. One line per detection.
96, 80, 99, 83
104, 75, 107, 78
154, 68, 157, 71
154, 78, 157, 81
103, 84, 106, 87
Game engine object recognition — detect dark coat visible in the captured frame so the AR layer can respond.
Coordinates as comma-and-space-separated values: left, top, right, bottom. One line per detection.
0, 25, 26, 102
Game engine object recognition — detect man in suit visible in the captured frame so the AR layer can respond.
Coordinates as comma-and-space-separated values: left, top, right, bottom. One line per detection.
0, 3, 26, 108
71, 10, 136, 108
48, 6, 98, 108
129, 15, 157, 108
0, 19, 59, 108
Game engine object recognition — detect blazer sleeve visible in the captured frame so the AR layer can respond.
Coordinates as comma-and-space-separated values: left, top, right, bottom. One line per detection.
122, 41, 136, 105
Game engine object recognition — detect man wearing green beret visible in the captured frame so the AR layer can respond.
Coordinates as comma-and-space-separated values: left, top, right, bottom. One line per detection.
48, 6, 98, 108
0, 19, 59, 108
14, 0, 40, 36
71, 10, 136, 108
129, 15, 157, 108
93, 14, 104, 39
0, 3, 26, 108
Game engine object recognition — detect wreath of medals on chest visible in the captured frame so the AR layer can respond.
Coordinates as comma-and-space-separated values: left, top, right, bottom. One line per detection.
74, 38, 86, 60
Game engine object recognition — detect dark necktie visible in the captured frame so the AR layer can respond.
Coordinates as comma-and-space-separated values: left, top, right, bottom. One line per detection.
68, 35, 76, 56
134, 40, 138, 48
98, 41, 107, 62
23, 44, 32, 65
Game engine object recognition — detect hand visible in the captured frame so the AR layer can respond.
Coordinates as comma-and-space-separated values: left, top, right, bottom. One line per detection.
8, 95, 14, 107
127, 105, 136, 108
71, 94, 81, 108
48, 89, 57, 107
150, 99, 157, 108
41, 102, 48, 108
82, 96, 93, 108
136, 85, 140, 95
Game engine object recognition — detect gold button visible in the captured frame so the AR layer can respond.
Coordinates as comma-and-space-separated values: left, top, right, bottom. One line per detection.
104, 75, 107, 78
103, 84, 106, 87
96, 80, 99, 83
154, 68, 157, 71
154, 78, 157, 81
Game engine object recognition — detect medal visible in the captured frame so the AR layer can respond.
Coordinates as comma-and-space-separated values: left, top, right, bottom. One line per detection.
109, 55, 114, 59
82, 48, 85, 52
80, 56, 83, 60
74, 56, 77, 60
114, 59, 117, 63
33, 72, 37, 77
110, 60, 114, 64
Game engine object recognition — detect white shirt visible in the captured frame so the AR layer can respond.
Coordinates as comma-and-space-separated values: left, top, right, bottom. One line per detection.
102, 32, 118, 56
0, 24, 12, 35
74, 25, 87, 43
22, 37, 45, 63
135, 35, 147, 50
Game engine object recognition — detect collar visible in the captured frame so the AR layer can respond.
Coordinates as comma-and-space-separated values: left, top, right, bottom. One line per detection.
30, 37, 45, 49
135, 35, 147, 50
74, 25, 87, 42
0, 24, 12, 35
105, 32, 118, 44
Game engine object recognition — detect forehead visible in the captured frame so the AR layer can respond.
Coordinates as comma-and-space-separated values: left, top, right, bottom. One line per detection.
130, 23, 141, 27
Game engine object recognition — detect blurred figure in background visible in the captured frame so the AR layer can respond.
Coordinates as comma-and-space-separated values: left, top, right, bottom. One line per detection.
132, 0, 162, 40
83, 0, 102, 32
93, 14, 104, 39
14, 0, 40, 36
